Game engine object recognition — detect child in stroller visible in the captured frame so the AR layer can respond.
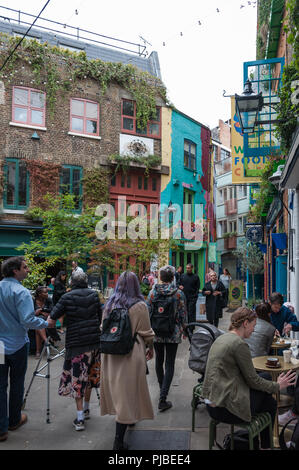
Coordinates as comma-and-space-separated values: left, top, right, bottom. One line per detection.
185, 321, 224, 408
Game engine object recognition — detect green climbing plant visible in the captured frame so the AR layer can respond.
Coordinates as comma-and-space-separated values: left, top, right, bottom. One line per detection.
0, 33, 169, 124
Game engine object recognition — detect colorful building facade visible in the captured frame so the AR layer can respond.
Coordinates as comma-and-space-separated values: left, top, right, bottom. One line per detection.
160, 108, 214, 285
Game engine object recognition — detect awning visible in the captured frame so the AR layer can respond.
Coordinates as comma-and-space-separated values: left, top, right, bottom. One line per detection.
271, 233, 287, 250
0, 225, 43, 256
257, 243, 267, 254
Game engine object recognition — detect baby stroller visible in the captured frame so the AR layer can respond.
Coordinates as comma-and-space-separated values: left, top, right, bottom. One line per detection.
185, 322, 224, 409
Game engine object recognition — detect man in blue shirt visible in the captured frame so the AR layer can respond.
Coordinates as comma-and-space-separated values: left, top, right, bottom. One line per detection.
269, 292, 299, 336
0, 256, 49, 442
269, 292, 299, 427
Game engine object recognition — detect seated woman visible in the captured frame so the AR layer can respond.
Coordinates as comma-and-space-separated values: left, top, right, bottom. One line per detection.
202, 307, 297, 449
245, 303, 276, 357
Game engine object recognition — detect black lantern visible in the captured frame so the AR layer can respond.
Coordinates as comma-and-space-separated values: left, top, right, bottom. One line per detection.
235, 79, 264, 134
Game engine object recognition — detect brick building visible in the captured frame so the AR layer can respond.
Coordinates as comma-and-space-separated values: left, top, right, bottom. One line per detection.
0, 15, 169, 286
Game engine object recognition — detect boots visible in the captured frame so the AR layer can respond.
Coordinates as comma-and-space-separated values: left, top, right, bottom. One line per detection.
113, 438, 128, 450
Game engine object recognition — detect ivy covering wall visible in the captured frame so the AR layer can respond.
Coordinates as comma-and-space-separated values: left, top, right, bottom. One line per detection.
0, 33, 169, 128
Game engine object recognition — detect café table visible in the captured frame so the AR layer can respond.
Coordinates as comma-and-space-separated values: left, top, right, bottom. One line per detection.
252, 355, 299, 448
270, 338, 291, 355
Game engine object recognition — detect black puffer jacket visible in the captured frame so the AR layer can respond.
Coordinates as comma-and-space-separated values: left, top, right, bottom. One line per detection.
50, 285, 102, 350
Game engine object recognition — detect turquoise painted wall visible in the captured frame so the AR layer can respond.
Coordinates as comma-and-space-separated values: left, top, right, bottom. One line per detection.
161, 109, 208, 286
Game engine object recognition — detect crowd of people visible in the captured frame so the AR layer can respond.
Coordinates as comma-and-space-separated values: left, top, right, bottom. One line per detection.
0, 255, 298, 450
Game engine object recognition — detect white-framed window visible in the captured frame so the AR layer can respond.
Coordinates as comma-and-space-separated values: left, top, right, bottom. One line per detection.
217, 188, 224, 205
238, 215, 248, 234
217, 219, 228, 237
229, 186, 237, 199
229, 220, 237, 233
238, 185, 248, 199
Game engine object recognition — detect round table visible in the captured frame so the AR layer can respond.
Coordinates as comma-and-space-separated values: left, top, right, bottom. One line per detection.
270, 339, 291, 355
252, 355, 299, 447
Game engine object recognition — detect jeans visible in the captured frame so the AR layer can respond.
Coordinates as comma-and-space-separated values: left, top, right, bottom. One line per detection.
0, 343, 29, 433
207, 387, 277, 449
154, 342, 178, 401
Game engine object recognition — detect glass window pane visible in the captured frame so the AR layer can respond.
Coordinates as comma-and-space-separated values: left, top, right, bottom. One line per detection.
127, 174, 131, 188
190, 143, 196, 157
18, 161, 27, 206
149, 123, 159, 135
150, 107, 160, 122
86, 102, 98, 119
123, 100, 134, 116
31, 91, 44, 108
136, 125, 147, 135
138, 176, 142, 189
121, 174, 125, 187
86, 119, 97, 134
6, 162, 16, 205
14, 88, 28, 106
14, 107, 27, 122
61, 168, 70, 194
31, 109, 43, 125
144, 177, 148, 190
123, 117, 134, 131
184, 151, 189, 167
71, 99, 84, 116
71, 117, 84, 132
152, 178, 157, 191
191, 157, 196, 171
72, 169, 81, 209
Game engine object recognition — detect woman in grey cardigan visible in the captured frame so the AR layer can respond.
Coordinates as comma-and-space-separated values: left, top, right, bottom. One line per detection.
245, 303, 276, 357
202, 307, 297, 449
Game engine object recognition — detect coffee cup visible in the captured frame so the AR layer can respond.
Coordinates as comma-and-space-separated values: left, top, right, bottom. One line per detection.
266, 357, 278, 366
283, 350, 292, 363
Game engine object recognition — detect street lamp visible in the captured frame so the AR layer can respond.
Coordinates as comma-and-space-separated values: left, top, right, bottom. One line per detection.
235, 79, 264, 134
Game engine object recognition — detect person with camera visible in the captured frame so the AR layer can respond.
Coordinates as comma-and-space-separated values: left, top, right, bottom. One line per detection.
0, 257, 49, 442
34, 286, 59, 359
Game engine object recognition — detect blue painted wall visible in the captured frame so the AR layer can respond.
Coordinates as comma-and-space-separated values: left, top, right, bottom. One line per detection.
161, 109, 208, 284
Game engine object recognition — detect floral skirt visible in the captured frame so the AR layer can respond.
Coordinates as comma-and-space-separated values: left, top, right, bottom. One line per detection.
58, 349, 101, 399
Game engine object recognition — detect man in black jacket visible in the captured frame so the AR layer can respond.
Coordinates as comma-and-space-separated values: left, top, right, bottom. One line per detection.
179, 264, 200, 330
48, 271, 102, 431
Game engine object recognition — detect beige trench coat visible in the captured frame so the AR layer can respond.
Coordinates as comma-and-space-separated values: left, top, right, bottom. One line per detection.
100, 301, 155, 424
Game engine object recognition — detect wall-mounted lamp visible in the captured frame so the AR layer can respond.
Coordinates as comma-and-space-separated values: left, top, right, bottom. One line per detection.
31, 131, 40, 140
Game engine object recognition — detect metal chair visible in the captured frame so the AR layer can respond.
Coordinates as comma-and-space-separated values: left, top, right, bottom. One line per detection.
208, 412, 273, 450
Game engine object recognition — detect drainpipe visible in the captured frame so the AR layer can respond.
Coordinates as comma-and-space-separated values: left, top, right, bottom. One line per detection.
295, 191, 299, 323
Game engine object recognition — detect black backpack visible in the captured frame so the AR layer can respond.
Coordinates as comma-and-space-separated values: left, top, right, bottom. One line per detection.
100, 307, 138, 355
221, 429, 260, 450
279, 417, 299, 450
150, 291, 177, 338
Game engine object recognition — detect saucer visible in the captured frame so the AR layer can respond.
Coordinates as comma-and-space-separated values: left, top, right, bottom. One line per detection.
266, 362, 281, 369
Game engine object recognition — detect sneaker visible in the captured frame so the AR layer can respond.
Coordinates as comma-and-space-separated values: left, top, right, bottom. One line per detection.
84, 409, 90, 420
158, 400, 173, 412
278, 409, 298, 427
73, 419, 85, 431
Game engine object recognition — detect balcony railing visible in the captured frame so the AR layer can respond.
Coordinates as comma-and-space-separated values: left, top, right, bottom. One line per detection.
225, 198, 237, 215
224, 235, 237, 250
214, 156, 231, 176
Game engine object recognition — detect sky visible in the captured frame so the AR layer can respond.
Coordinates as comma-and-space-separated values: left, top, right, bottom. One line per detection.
0, 0, 258, 129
